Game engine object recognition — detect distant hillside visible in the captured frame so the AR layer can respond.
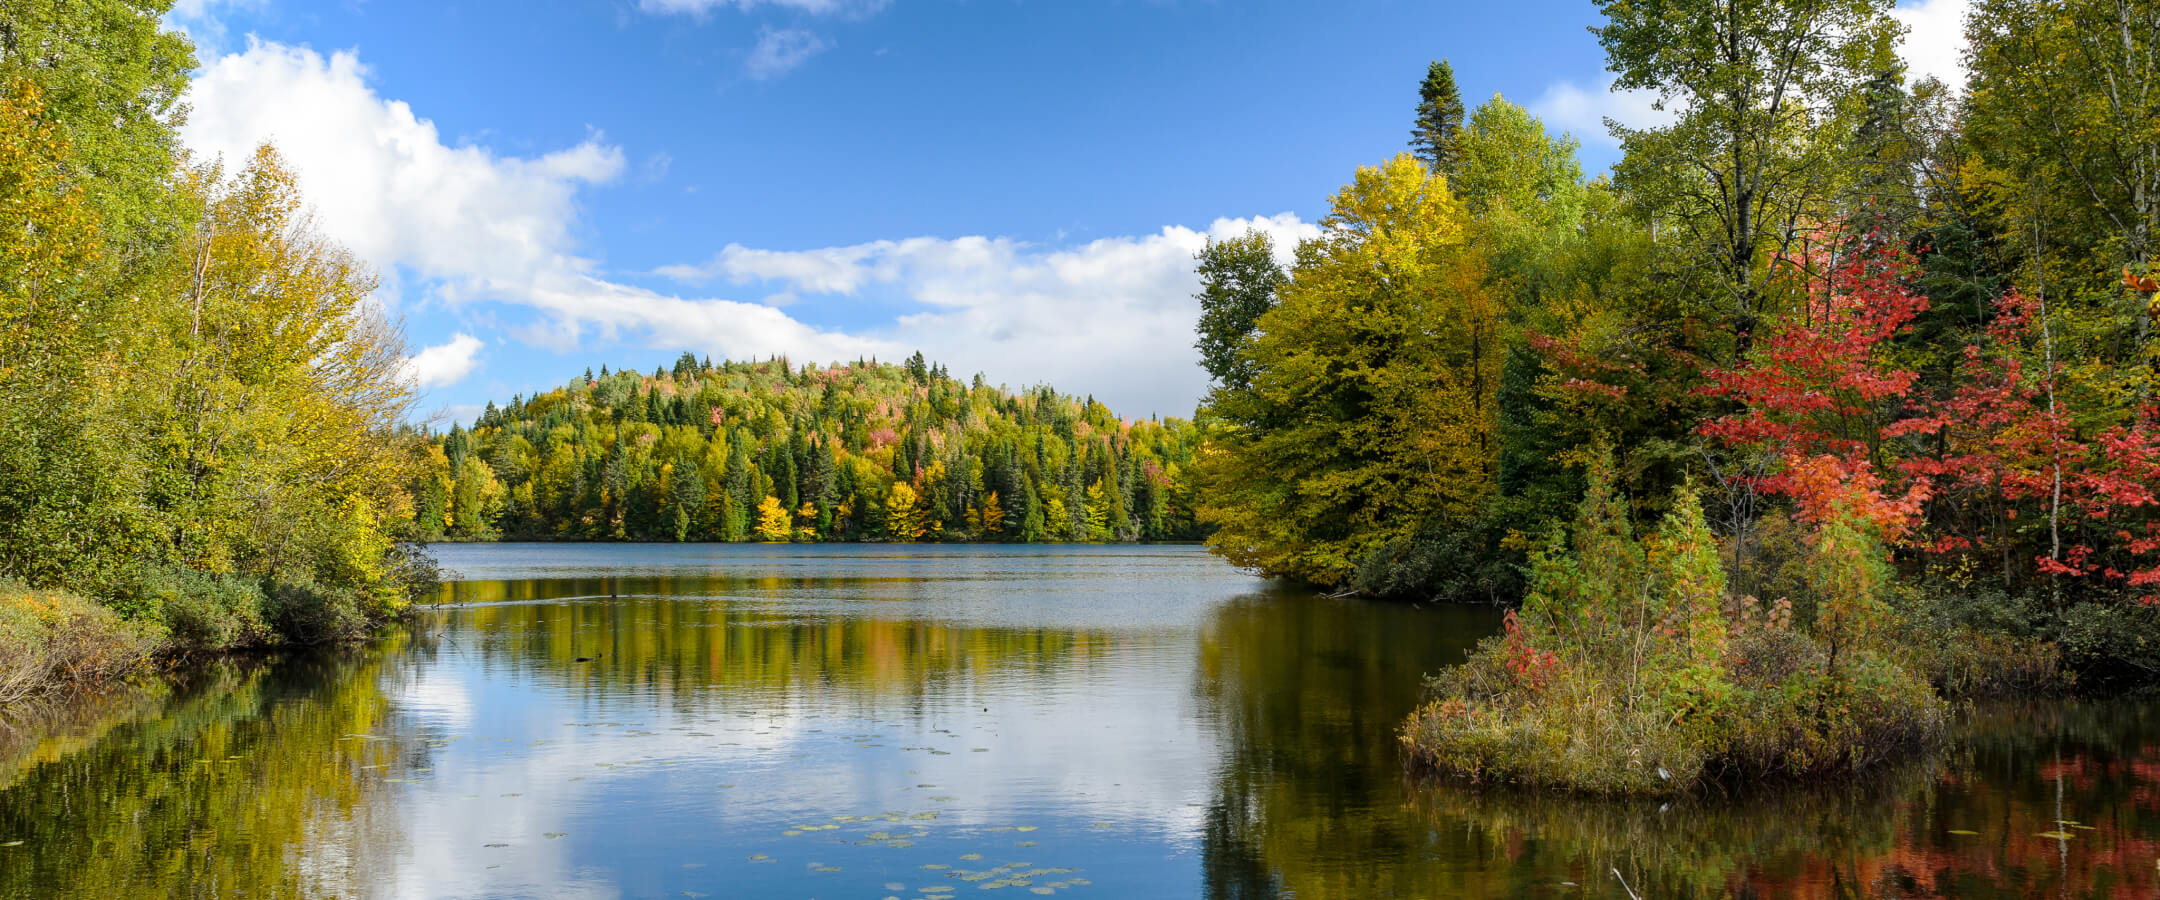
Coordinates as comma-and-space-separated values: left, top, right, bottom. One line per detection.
412, 353, 1205, 543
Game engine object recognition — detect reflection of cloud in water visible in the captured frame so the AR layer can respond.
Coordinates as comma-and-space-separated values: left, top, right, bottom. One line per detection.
395, 670, 476, 729
359, 626, 1217, 896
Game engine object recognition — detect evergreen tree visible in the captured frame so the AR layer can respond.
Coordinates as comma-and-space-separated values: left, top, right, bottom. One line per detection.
1410, 59, 1466, 175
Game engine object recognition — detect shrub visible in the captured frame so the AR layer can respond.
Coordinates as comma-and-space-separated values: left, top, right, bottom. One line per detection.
1401, 452, 1948, 795
2055, 601, 2160, 690
264, 580, 373, 645
0, 581, 162, 706
103, 564, 270, 651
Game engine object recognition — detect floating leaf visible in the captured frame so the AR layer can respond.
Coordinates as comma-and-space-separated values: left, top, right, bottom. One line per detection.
1014, 826, 1037, 833
959, 853, 982, 860
1947, 829, 1979, 836
2038, 831, 2076, 840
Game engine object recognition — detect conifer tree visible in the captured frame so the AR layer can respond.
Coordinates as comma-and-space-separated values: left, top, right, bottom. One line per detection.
1410, 59, 1466, 176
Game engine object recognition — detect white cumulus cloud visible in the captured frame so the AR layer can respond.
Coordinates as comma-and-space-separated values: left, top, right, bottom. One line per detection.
182, 40, 1315, 419
402, 333, 486, 388
181, 42, 881, 369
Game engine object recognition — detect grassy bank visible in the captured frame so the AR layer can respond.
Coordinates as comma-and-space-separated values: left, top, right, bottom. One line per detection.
1398, 457, 2064, 796
0, 549, 438, 712
0, 584, 161, 709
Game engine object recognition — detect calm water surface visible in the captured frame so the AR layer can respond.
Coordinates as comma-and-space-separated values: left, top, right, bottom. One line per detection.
1, 544, 2157, 898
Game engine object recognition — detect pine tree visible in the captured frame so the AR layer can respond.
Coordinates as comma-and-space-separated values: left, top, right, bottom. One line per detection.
1410, 59, 1466, 176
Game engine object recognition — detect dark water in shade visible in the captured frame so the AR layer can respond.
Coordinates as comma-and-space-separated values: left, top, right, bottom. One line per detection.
0, 544, 2157, 899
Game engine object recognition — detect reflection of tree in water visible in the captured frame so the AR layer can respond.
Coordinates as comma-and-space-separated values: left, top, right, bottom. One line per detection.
438, 576, 1124, 713
1193, 590, 1499, 899
1400, 702, 2160, 899
1191, 589, 2160, 899
0, 640, 417, 899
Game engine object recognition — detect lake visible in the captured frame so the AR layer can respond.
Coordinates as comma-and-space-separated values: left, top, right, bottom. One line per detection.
0, 543, 2156, 898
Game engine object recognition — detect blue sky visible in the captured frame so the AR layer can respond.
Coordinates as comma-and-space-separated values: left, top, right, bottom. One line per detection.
166, 0, 1969, 423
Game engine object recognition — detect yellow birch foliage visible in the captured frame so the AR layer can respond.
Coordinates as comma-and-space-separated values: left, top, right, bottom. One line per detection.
1198, 154, 1506, 585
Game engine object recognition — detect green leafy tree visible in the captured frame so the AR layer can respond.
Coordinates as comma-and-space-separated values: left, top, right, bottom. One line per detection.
0, 1, 197, 244
1597, 0, 1900, 354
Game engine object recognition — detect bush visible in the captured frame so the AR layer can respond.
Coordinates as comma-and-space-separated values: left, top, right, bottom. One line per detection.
0, 581, 162, 706
1351, 517, 1523, 603
1888, 578, 2064, 698
2055, 601, 2160, 690
263, 580, 369, 645
1400, 455, 1948, 796
104, 564, 269, 651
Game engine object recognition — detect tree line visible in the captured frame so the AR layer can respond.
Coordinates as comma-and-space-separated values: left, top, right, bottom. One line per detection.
414, 352, 1205, 544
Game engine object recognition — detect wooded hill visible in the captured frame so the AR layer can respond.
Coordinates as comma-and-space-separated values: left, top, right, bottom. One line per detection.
414, 353, 1205, 543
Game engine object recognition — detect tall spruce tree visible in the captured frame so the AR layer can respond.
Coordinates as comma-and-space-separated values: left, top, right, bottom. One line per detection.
1410, 59, 1466, 176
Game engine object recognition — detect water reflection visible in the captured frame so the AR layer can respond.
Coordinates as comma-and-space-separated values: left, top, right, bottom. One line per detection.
0, 644, 413, 899
0, 545, 2154, 899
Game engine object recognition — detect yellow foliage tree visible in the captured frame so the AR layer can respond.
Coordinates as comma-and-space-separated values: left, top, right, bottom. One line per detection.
1196, 153, 1505, 586
755, 495, 794, 542
883, 482, 926, 542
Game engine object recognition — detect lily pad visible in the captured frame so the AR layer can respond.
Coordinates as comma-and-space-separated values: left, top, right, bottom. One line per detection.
2037, 831, 2077, 840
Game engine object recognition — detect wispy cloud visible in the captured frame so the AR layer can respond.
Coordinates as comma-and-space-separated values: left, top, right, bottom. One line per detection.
636, 0, 890, 18
164, 0, 268, 55
745, 27, 829, 80
1529, 77, 1672, 147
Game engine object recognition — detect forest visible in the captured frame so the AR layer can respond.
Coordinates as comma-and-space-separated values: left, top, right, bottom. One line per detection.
8, 0, 2160, 801
411, 353, 1205, 544
1182, 0, 2160, 793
